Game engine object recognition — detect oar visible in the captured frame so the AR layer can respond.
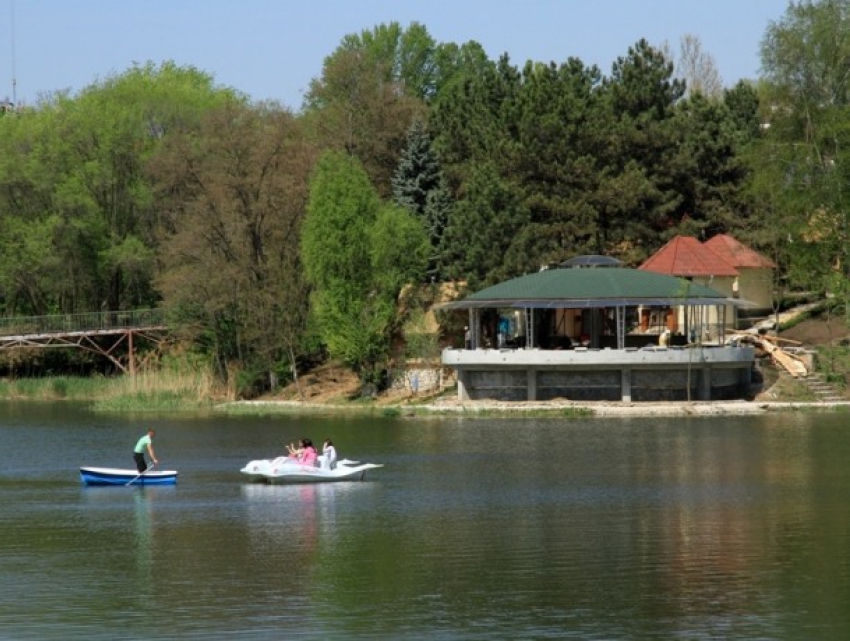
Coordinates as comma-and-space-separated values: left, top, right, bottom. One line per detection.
126, 462, 156, 486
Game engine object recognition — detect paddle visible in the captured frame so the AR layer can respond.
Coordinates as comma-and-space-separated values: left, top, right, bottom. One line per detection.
126, 462, 156, 486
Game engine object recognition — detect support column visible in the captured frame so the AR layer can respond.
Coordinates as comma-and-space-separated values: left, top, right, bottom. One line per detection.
700, 365, 712, 401
128, 330, 135, 376
527, 369, 537, 401
621, 367, 632, 402
457, 370, 470, 402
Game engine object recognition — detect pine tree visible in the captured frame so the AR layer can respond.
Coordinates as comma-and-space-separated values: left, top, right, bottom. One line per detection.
392, 119, 452, 281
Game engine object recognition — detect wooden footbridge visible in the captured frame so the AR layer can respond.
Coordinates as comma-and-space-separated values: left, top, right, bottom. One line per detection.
0, 309, 168, 374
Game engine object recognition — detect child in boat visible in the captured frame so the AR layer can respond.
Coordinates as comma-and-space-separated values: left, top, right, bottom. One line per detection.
320, 439, 337, 470
287, 438, 318, 466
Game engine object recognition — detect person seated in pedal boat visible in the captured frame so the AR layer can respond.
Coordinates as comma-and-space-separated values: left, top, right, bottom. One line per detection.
287, 438, 318, 466
318, 438, 337, 470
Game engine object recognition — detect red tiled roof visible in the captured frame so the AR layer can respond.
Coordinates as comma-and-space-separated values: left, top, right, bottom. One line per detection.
703, 234, 777, 269
639, 235, 738, 277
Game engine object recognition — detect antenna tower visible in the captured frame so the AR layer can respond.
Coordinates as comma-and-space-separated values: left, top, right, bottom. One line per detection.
10, 0, 16, 107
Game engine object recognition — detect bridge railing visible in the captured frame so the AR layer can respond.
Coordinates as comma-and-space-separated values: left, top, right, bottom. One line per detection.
0, 309, 167, 337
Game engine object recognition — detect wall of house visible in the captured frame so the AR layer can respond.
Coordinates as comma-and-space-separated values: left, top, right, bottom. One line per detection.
738, 267, 774, 311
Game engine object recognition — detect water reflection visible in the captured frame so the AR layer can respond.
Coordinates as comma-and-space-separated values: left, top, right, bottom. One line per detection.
4, 405, 850, 639
241, 482, 377, 547
133, 487, 154, 590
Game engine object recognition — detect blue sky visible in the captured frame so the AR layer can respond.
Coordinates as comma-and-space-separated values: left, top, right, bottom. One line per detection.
3, 0, 789, 110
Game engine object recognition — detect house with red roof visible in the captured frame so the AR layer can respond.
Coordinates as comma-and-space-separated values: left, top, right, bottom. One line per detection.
703, 234, 777, 313
640, 234, 776, 333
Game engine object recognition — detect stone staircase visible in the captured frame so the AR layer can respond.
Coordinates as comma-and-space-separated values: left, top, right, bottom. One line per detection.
801, 373, 846, 403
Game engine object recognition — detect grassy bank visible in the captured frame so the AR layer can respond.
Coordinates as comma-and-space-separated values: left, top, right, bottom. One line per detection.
0, 367, 223, 412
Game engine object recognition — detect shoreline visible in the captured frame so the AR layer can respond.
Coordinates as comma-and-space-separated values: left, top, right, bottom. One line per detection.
225, 398, 850, 417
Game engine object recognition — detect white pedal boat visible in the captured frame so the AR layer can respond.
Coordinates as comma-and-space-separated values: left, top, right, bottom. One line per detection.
240, 456, 383, 484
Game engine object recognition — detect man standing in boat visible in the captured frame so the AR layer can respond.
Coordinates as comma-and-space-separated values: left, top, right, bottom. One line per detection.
133, 428, 159, 473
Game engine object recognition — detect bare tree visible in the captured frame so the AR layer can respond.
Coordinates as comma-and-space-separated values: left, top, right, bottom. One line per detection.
663, 34, 724, 99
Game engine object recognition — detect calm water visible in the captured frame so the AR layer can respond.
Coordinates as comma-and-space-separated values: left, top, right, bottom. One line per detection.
1, 403, 850, 640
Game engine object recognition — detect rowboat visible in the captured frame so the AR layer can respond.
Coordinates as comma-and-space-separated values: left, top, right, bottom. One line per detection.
240, 457, 382, 484
79, 466, 179, 486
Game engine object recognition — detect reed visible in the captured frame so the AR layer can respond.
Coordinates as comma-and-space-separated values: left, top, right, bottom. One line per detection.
0, 376, 115, 400
0, 360, 225, 411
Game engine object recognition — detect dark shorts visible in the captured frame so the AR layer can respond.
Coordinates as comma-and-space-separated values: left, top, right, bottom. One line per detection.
133, 452, 147, 473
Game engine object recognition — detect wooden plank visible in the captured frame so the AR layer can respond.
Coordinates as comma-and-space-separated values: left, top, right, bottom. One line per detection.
756, 338, 807, 377
761, 334, 803, 345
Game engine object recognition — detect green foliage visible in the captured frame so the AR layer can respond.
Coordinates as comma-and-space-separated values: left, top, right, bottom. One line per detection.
439, 162, 530, 288
0, 61, 236, 315
0, 215, 61, 314
370, 204, 429, 291
1, 17, 845, 394
303, 152, 387, 379
607, 39, 685, 118
0, 375, 110, 400
392, 119, 453, 280
667, 93, 751, 237
402, 305, 442, 364
152, 101, 316, 389
303, 152, 427, 388
752, 0, 850, 313
303, 153, 379, 288
51, 378, 68, 398
431, 38, 756, 283
92, 390, 210, 413
302, 24, 426, 196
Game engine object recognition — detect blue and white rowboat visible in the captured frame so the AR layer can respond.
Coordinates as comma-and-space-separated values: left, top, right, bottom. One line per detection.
79, 466, 178, 486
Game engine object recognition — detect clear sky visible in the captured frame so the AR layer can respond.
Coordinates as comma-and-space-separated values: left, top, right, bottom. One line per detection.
2, 0, 789, 110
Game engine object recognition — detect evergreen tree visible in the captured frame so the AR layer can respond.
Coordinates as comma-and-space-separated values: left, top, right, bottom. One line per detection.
439, 162, 530, 289
667, 93, 751, 239
392, 119, 452, 281
594, 40, 687, 260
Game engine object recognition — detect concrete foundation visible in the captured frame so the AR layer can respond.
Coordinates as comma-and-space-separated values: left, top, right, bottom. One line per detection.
444, 345, 754, 403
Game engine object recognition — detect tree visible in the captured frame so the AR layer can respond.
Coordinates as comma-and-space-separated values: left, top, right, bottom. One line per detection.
303, 24, 427, 196
439, 162, 530, 289
756, 0, 850, 314
666, 93, 752, 239
0, 61, 235, 315
152, 101, 317, 394
667, 34, 724, 99
589, 40, 686, 260
392, 119, 453, 281
724, 80, 762, 142
302, 151, 428, 393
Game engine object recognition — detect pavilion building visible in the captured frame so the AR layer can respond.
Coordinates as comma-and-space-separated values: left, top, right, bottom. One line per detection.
440, 261, 754, 403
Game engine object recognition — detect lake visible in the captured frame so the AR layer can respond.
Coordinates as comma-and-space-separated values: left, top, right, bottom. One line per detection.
1, 402, 849, 639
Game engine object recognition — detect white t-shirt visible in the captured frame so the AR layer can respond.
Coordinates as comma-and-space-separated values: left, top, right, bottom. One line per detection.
323, 445, 338, 469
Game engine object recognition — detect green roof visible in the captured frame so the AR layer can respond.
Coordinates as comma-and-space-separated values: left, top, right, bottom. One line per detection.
443, 268, 731, 310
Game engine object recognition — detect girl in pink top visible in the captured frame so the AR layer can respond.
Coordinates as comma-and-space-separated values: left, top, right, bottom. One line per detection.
287, 438, 318, 466
300, 439, 318, 466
